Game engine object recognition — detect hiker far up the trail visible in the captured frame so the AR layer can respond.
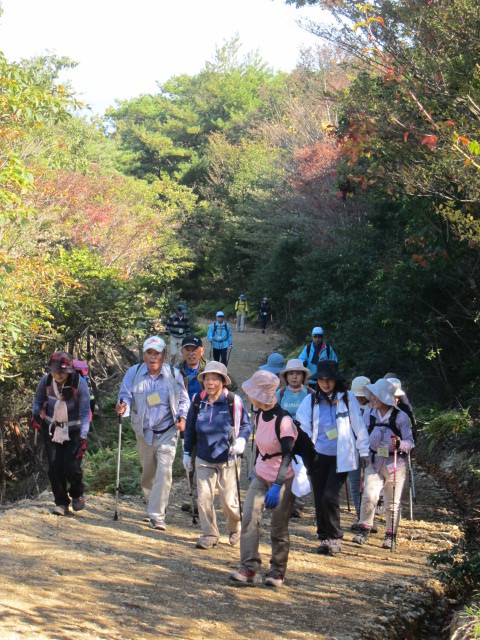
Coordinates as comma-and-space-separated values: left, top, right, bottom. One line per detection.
277, 358, 314, 519
178, 335, 209, 517
298, 326, 338, 387
183, 361, 251, 550
164, 304, 190, 366
235, 293, 248, 333
230, 369, 298, 588
258, 297, 273, 334
116, 336, 189, 531
207, 311, 232, 365
296, 360, 370, 556
32, 351, 91, 516
352, 378, 414, 550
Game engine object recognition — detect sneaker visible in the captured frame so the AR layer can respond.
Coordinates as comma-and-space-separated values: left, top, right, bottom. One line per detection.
72, 495, 85, 512
196, 536, 218, 549
352, 526, 370, 545
229, 567, 261, 585
52, 505, 68, 516
142, 516, 151, 523
149, 517, 166, 531
228, 532, 240, 546
264, 571, 284, 587
382, 531, 395, 549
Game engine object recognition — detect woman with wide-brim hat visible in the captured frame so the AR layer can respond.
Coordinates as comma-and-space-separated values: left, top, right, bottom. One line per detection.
296, 360, 370, 555
229, 369, 298, 588
352, 378, 414, 550
183, 361, 251, 550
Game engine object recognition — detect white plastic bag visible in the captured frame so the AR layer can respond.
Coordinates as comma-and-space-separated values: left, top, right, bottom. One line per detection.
291, 457, 311, 498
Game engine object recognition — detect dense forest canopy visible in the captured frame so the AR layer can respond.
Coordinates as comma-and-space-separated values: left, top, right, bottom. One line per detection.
1, 0, 479, 434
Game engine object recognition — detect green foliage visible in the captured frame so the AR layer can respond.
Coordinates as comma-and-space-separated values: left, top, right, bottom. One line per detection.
83, 445, 141, 495
421, 410, 471, 452
429, 546, 480, 594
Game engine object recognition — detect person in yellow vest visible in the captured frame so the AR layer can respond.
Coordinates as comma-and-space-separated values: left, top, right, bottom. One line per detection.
235, 294, 248, 333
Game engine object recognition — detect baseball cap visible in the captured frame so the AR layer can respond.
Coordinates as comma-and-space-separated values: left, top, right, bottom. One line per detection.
181, 335, 203, 348
216, 311, 225, 317
177, 304, 187, 313
143, 336, 166, 353
312, 326, 324, 336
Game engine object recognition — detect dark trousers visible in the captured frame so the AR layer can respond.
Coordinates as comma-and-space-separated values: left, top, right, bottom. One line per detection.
213, 348, 228, 365
42, 426, 84, 506
310, 453, 348, 540
259, 316, 268, 331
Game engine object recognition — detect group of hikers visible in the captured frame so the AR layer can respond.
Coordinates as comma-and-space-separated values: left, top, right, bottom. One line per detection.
31, 310, 416, 589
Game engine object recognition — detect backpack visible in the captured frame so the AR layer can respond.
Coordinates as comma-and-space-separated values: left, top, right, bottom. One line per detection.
305, 342, 332, 362
211, 322, 230, 340
44, 360, 95, 421
254, 406, 293, 461
368, 408, 402, 438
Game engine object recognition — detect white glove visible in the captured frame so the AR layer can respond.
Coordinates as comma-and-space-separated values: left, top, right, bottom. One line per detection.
183, 453, 193, 473
231, 437, 246, 456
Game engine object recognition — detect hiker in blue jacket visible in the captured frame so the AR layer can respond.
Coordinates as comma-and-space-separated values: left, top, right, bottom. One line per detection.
298, 326, 337, 387
207, 311, 232, 365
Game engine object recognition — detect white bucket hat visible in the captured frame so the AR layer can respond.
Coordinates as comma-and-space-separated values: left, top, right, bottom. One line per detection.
279, 359, 311, 384
387, 377, 406, 397
351, 376, 372, 399
365, 378, 397, 407
197, 361, 231, 386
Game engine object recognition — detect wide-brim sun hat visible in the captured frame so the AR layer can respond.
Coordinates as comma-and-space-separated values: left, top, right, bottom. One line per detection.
279, 358, 311, 384
143, 336, 166, 353
313, 359, 346, 382
197, 360, 231, 386
259, 352, 286, 374
366, 378, 397, 407
386, 377, 406, 397
351, 376, 372, 399
242, 370, 280, 406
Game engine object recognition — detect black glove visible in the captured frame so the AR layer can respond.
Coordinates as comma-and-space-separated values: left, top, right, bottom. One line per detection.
390, 436, 401, 451
30, 414, 42, 430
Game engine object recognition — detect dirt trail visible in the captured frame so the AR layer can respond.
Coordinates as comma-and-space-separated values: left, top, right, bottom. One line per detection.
0, 320, 462, 640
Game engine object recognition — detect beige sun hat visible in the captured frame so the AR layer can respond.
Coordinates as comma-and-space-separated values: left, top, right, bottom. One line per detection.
365, 378, 397, 407
242, 370, 280, 406
197, 361, 231, 386
386, 377, 406, 397
279, 358, 311, 384
351, 376, 372, 400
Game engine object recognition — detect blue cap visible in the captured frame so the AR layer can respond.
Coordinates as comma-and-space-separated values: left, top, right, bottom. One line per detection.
177, 304, 187, 313
312, 326, 324, 336
259, 352, 286, 374
216, 311, 225, 317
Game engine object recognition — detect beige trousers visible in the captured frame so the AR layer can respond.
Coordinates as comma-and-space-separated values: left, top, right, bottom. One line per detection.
195, 457, 241, 539
359, 461, 407, 532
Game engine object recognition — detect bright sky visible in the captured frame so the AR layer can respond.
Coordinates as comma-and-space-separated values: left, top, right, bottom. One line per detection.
0, 0, 327, 117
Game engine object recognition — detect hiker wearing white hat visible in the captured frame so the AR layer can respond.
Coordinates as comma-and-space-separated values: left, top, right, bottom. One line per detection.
348, 376, 372, 525
277, 359, 314, 518
183, 361, 251, 550
352, 378, 414, 550
116, 336, 190, 530
298, 326, 338, 386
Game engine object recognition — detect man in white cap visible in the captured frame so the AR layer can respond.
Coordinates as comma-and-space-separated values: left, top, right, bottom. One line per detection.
298, 326, 337, 387
116, 336, 190, 530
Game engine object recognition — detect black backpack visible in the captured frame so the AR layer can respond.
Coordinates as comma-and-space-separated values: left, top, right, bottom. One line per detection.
368, 407, 402, 438
305, 342, 332, 362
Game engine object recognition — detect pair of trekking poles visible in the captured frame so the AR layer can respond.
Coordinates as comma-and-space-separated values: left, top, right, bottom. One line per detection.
208, 346, 233, 365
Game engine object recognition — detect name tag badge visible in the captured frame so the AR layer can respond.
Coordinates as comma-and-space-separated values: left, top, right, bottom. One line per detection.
146, 392, 161, 407
377, 446, 389, 458
326, 428, 338, 440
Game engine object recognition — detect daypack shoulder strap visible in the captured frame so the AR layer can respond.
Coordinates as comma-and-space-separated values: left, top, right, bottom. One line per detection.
369, 408, 402, 438
306, 343, 311, 358
279, 387, 286, 402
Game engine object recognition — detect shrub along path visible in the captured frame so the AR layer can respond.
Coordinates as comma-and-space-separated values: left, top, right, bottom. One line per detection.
0, 320, 463, 639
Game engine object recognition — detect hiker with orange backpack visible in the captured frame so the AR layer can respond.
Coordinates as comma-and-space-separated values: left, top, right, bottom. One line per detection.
31, 351, 91, 516
276, 359, 314, 518
183, 361, 251, 550
230, 370, 298, 588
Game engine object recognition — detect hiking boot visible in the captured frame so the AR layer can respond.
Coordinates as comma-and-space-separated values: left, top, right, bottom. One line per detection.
72, 495, 85, 512
350, 521, 363, 532
291, 507, 303, 519
228, 532, 240, 546
181, 502, 199, 515
264, 571, 284, 587
382, 531, 395, 549
149, 517, 166, 531
52, 505, 69, 516
327, 539, 342, 554
229, 567, 261, 585
195, 536, 218, 549
316, 539, 331, 554
352, 526, 370, 545
142, 516, 151, 523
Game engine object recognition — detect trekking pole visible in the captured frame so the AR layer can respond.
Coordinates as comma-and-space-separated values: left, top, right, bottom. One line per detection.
358, 466, 364, 512
113, 399, 123, 521
345, 479, 351, 512
407, 451, 415, 520
233, 453, 243, 520
248, 411, 257, 481
391, 445, 398, 553
185, 467, 197, 525
226, 346, 233, 365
